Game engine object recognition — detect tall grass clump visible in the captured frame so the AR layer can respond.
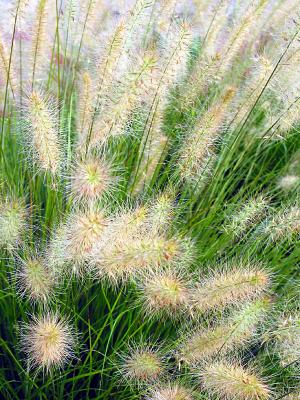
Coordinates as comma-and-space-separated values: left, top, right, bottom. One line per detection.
0, 0, 299, 398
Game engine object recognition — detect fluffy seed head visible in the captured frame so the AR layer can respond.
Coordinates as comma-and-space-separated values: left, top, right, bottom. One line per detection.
179, 87, 235, 182
70, 156, 113, 203
49, 207, 106, 276
179, 298, 270, 364
147, 191, 175, 234
91, 205, 193, 283
16, 256, 54, 303
233, 56, 273, 128
147, 382, 194, 400
89, 50, 157, 148
0, 198, 27, 250
31, 0, 49, 85
218, 0, 268, 77
200, 362, 271, 400
21, 313, 75, 372
161, 22, 192, 89
131, 132, 168, 196
92, 233, 187, 283
191, 262, 270, 312
263, 206, 300, 242
224, 196, 269, 237
278, 175, 299, 192
269, 313, 300, 366
25, 91, 61, 174
120, 345, 164, 385
0, 33, 16, 96
284, 390, 300, 399
77, 71, 93, 135
137, 269, 190, 317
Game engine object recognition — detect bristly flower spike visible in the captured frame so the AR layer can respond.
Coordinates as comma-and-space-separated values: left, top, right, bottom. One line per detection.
91, 220, 193, 284
277, 175, 299, 192
200, 361, 272, 400
267, 313, 300, 367
24, 90, 61, 175
70, 155, 114, 203
191, 261, 270, 313
263, 205, 300, 243
224, 195, 269, 238
31, 0, 49, 87
137, 268, 191, 319
21, 313, 76, 373
0, 197, 27, 251
178, 87, 236, 182
119, 343, 165, 387
146, 382, 194, 400
49, 206, 106, 276
16, 255, 54, 303
179, 298, 271, 364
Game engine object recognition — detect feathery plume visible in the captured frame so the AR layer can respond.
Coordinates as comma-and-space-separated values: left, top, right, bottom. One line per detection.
123, 0, 155, 51
72, 0, 106, 58
284, 390, 300, 400
49, 206, 106, 276
155, 0, 177, 36
77, 20, 126, 148
16, 256, 54, 303
160, 22, 192, 89
200, 362, 271, 400
24, 90, 61, 175
179, 298, 270, 364
263, 206, 300, 243
131, 132, 168, 196
277, 175, 299, 192
218, 0, 268, 77
0, 197, 27, 250
146, 382, 194, 400
86, 50, 157, 149
132, 23, 192, 192
21, 313, 76, 372
232, 56, 273, 128
224, 195, 269, 238
147, 190, 175, 234
119, 344, 164, 386
277, 100, 300, 136
31, 0, 49, 86
0, 31, 16, 96
137, 268, 190, 318
178, 87, 236, 182
77, 71, 93, 136
90, 203, 193, 283
70, 155, 114, 203
203, 0, 229, 59
268, 313, 300, 367
91, 229, 192, 284
191, 261, 270, 313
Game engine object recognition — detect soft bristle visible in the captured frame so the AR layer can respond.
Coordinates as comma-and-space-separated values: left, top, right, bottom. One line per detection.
137, 268, 190, 318
16, 256, 54, 303
146, 382, 194, 400
200, 362, 271, 400
179, 298, 270, 364
49, 206, 106, 276
21, 313, 76, 372
119, 344, 164, 386
191, 261, 270, 312
179, 87, 236, 182
24, 90, 61, 175
263, 206, 300, 242
70, 155, 114, 203
0, 197, 27, 250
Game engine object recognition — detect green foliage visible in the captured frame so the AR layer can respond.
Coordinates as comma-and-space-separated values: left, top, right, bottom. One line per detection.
0, 0, 299, 399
